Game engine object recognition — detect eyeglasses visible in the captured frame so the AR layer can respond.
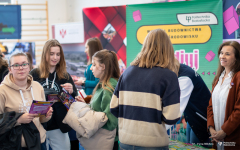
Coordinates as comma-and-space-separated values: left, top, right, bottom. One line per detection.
10, 63, 29, 70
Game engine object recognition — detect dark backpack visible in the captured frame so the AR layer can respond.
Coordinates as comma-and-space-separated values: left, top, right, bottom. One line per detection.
1, 69, 8, 83
43, 88, 58, 101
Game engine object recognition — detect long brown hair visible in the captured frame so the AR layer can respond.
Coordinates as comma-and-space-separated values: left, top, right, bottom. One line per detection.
39, 39, 67, 80
92, 49, 120, 94
86, 37, 103, 65
0, 51, 8, 69
131, 29, 180, 75
213, 41, 240, 84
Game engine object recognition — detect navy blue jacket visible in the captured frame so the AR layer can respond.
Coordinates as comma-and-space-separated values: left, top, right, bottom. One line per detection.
178, 64, 211, 142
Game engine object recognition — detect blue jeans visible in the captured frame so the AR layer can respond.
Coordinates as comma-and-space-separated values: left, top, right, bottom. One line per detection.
186, 122, 200, 144
46, 129, 70, 150
186, 122, 211, 148
49, 141, 85, 150
21, 140, 47, 150
119, 143, 169, 150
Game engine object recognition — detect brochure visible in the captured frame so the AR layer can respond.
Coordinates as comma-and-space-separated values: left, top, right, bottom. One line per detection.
78, 89, 87, 98
58, 88, 76, 109
29, 100, 54, 116
48, 94, 61, 102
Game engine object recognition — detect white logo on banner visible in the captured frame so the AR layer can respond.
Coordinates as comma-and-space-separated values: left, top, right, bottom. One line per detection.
54, 23, 84, 44
177, 13, 218, 26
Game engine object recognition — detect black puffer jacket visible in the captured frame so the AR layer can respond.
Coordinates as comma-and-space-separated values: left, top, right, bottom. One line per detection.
0, 111, 41, 150
0, 65, 8, 83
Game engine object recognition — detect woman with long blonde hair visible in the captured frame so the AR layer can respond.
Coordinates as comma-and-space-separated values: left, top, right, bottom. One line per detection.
131, 29, 179, 74
30, 39, 77, 150
110, 29, 180, 149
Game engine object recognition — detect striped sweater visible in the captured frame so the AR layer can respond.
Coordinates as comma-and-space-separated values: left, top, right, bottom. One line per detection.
110, 65, 181, 147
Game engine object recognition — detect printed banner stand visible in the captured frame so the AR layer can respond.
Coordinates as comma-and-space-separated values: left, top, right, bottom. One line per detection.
127, 0, 223, 89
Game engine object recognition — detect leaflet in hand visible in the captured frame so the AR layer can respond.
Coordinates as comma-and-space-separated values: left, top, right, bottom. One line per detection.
58, 87, 76, 109
48, 94, 61, 102
78, 89, 87, 99
29, 100, 54, 116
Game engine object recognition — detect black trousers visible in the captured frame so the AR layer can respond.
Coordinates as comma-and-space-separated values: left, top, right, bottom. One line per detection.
70, 140, 79, 150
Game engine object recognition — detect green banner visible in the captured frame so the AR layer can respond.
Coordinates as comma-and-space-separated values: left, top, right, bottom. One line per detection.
127, 0, 223, 89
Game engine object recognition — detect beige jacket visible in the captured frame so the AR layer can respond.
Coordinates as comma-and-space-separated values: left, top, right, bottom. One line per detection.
63, 102, 108, 138
0, 74, 50, 147
63, 102, 116, 150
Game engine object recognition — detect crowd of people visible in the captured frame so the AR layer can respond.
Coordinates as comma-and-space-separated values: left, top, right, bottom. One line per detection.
0, 29, 240, 150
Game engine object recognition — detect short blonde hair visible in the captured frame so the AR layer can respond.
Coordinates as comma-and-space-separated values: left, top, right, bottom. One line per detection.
9, 52, 29, 66
131, 29, 179, 74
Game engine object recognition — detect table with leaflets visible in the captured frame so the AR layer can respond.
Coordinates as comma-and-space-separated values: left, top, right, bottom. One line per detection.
169, 140, 214, 150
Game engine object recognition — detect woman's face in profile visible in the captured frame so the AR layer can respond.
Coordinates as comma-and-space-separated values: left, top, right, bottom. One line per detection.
90, 57, 105, 79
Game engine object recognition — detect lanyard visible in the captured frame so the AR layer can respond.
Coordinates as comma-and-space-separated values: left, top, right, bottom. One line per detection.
46, 72, 56, 89
19, 87, 34, 112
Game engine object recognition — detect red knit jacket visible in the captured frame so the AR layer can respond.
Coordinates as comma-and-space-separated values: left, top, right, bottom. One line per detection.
207, 71, 240, 150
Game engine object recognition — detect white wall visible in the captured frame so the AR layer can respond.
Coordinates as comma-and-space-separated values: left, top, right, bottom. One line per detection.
8, 0, 69, 64
1, 0, 165, 65
66, 0, 165, 23
48, 0, 67, 39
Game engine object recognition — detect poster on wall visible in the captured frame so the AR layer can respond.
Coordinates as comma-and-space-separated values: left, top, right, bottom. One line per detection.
51, 23, 87, 89
53, 23, 84, 44
62, 45, 88, 90
222, 0, 240, 43
83, 6, 127, 74
0, 42, 36, 64
0, 5, 21, 39
127, 0, 223, 89
64, 51, 87, 77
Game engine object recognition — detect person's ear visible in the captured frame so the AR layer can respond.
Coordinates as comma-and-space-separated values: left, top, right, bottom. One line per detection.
100, 64, 105, 71
8, 66, 12, 73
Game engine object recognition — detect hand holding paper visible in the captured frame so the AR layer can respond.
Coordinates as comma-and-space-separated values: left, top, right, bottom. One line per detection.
17, 113, 38, 124
46, 107, 53, 119
29, 100, 55, 117
58, 87, 76, 109
77, 89, 92, 103
61, 83, 73, 94
75, 96, 85, 103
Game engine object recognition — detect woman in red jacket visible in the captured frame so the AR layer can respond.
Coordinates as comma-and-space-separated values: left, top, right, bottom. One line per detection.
207, 41, 240, 150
